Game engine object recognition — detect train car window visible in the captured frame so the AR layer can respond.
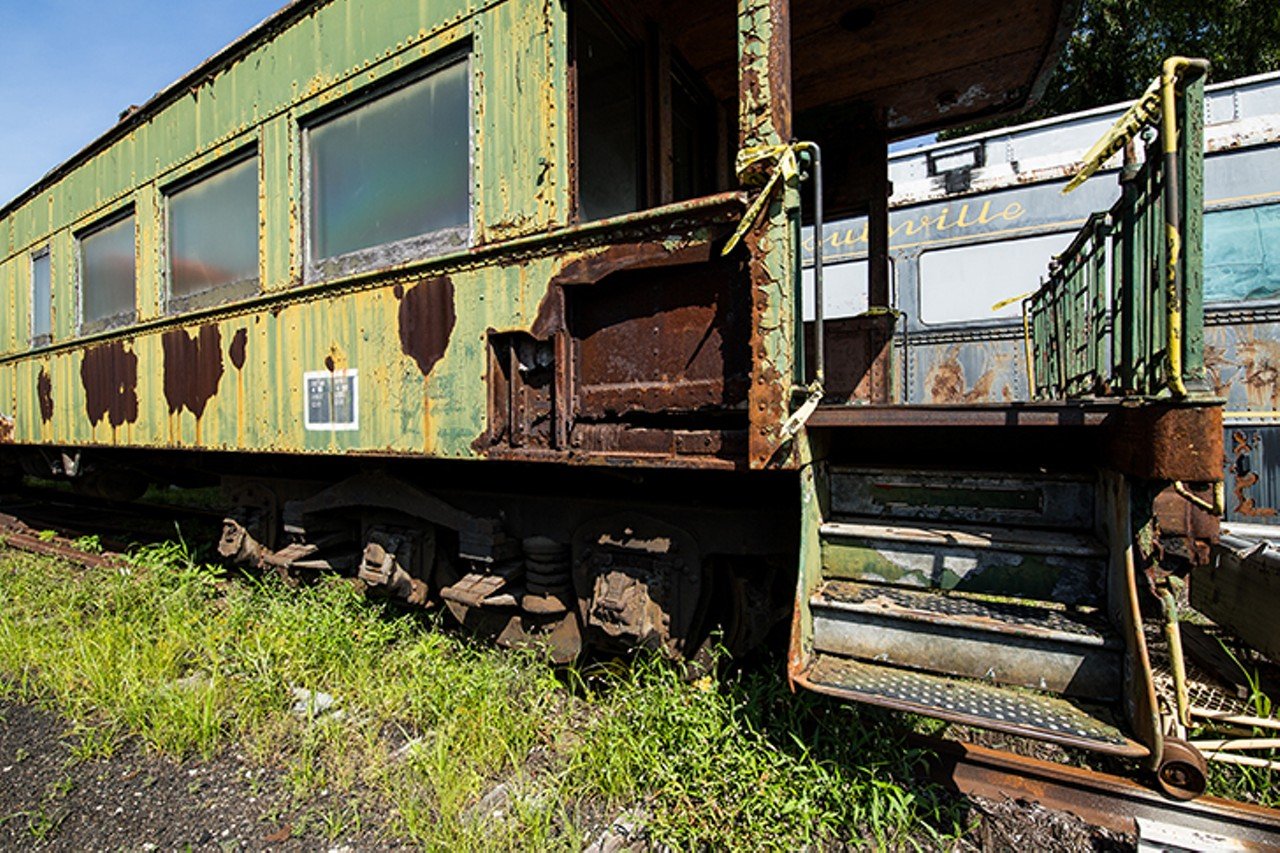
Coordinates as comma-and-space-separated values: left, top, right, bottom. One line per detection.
918, 231, 1072, 325
77, 210, 136, 331
1205, 202, 1280, 303
305, 56, 470, 278
800, 260, 876, 321
575, 2, 643, 221
30, 248, 52, 347
166, 151, 259, 309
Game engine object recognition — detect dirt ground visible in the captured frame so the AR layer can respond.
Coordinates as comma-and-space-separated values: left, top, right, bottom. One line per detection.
0, 695, 1137, 852
0, 698, 397, 852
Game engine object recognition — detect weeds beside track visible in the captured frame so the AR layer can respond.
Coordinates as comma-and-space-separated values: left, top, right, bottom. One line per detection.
0, 541, 966, 850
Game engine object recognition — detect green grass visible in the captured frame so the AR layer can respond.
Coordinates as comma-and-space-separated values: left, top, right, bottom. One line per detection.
1199, 641, 1280, 806
0, 542, 966, 849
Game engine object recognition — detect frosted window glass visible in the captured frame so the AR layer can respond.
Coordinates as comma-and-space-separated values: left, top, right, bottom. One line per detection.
31, 251, 51, 343
919, 232, 1072, 325
801, 260, 872, 321
169, 155, 258, 298
80, 214, 135, 324
309, 60, 470, 263
1204, 203, 1280, 303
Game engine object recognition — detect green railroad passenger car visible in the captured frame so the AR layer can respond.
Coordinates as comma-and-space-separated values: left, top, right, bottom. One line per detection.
0, 0, 1228, 796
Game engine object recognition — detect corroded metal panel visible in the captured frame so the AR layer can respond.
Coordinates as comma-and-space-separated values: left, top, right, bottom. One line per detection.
1225, 424, 1280, 522
819, 533, 1106, 606
737, 0, 797, 469
828, 467, 1096, 530
910, 337, 1026, 404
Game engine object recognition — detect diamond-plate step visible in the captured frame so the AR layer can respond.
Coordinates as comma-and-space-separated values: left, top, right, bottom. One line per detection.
810, 580, 1122, 699
820, 519, 1107, 606
798, 653, 1147, 757
828, 467, 1095, 530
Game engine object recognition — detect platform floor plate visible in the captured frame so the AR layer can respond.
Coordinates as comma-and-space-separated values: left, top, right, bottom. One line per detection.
800, 653, 1148, 757
813, 580, 1117, 646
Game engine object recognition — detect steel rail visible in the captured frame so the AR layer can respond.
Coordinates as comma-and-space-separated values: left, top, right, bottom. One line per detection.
916, 735, 1280, 849
0, 512, 119, 568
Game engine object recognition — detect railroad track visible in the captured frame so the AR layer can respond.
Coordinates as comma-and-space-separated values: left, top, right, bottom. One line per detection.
920, 735, 1280, 850
2, 501, 1279, 849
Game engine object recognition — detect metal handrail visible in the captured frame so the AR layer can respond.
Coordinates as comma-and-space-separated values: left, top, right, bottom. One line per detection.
1025, 58, 1209, 401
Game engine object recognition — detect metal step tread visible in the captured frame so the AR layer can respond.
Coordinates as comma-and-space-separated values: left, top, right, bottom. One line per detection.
811, 580, 1119, 648
798, 654, 1146, 757
820, 518, 1106, 558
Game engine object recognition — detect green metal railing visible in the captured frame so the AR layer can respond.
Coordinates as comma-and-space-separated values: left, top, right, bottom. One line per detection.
1027, 59, 1209, 400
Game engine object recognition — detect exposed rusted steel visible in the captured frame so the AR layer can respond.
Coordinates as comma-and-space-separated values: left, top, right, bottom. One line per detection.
807, 401, 1120, 429
1153, 485, 1219, 569
1104, 404, 1224, 482
228, 328, 248, 371
79, 340, 139, 429
161, 324, 225, 420
917, 735, 1280, 849
36, 368, 54, 423
397, 276, 456, 377
737, 0, 795, 471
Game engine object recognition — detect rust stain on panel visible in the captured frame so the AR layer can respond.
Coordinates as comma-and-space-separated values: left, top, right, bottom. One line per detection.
37, 368, 54, 424
926, 345, 1012, 404
161, 324, 225, 419
1231, 430, 1278, 518
80, 341, 139, 428
398, 276, 456, 377
1236, 339, 1280, 410
229, 328, 248, 370
0, 416, 13, 443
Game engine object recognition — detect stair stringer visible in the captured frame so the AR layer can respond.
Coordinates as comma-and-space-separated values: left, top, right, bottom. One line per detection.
1099, 468, 1164, 770
788, 432, 828, 687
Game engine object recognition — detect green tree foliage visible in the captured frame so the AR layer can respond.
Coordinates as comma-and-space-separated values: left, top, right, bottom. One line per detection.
1034, 0, 1280, 116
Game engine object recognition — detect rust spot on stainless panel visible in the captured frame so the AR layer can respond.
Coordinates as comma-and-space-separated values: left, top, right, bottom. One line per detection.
161, 324, 224, 419
1236, 339, 1280, 410
37, 368, 54, 423
0, 416, 14, 443
925, 345, 1010, 404
1231, 430, 1278, 518
398, 276, 456, 376
229, 328, 248, 370
324, 354, 336, 372
80, 340, 139, 427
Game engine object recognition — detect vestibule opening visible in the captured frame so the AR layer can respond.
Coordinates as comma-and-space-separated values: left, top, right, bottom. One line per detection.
570, 0, 734, 222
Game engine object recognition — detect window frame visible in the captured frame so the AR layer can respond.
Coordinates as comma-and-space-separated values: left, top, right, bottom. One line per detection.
162, 145, 261, 314
29, 245, 52, 349
75, 205, 137, 336
300, 49, 473, 284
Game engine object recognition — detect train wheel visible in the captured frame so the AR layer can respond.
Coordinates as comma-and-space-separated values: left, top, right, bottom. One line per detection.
1156, 738, 1208, 801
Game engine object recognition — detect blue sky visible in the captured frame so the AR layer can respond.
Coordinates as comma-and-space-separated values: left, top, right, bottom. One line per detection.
0, 0, 938, 205
0, 0, 285, 204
